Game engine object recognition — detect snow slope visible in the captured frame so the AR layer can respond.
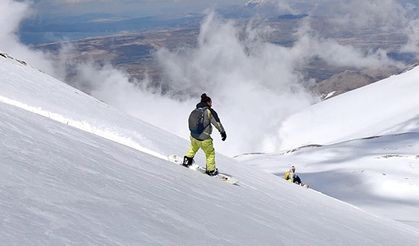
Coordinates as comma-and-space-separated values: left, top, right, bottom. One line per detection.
239, 65, 419, 230
238, 133, 419, 229
278, 66, 419, 150
1, 54, 419, 245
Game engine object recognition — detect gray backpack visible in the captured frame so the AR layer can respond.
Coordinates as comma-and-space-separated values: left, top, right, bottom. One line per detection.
188, 108, 208, 135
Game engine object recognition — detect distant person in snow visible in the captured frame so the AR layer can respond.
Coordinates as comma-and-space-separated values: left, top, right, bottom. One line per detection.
283, 165, 303, 185
183, 93, 227, 176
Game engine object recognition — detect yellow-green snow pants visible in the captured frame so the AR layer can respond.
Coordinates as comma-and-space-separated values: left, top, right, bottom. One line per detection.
185, 136, 216, 172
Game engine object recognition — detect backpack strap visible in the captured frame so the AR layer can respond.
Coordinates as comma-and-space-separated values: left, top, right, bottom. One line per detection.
203, 108, 211, 130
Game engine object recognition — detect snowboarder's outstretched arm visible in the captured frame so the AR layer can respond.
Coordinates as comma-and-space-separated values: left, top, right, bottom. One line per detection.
209, 108, 226, 141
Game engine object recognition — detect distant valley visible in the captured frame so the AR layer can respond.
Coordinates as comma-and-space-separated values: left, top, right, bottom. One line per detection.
34, 15, 418, 99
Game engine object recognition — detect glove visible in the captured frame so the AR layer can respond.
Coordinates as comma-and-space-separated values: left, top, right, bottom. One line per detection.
221, 131, 227, 141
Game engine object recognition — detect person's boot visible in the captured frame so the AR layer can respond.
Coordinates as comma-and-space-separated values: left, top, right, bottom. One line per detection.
205, 168, 218, 176
182, 156, 193, 167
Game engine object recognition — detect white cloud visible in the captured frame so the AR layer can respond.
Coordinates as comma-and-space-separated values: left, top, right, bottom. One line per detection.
0, 0, 54, 73
322, 0, 407, 31
311, 0, 419, 55
402, 20, 419, 52
68, 12, 317, 155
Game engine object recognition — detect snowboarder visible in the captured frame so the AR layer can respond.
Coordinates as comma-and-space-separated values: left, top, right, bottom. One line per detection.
283, 165, 303, 185
183, 93, 227, 176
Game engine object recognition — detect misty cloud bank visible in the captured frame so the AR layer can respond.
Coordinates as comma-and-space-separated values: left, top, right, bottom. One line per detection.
2, 0, 419, 155
0, 0, 54, 74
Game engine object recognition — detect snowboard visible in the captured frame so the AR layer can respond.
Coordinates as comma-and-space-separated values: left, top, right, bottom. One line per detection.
168, 154, 239, 185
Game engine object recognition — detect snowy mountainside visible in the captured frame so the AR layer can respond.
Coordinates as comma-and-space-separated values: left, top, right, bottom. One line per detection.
0, 53, 180, 159
238, 65, 419, 230
278, 65, 419, 150
238, 133, 419, 229
1, 54, 419, 245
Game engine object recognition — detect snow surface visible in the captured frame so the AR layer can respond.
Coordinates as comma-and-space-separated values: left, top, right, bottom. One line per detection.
238, 133, 419, 230
239, 65, 419, 230
2, 55, 419, 245
278, 67, 419, 150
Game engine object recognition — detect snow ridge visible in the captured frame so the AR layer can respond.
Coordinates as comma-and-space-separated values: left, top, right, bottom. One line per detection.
0, 95, 167, 161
